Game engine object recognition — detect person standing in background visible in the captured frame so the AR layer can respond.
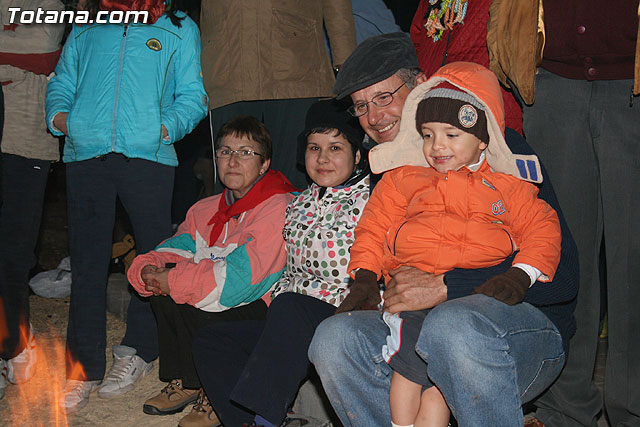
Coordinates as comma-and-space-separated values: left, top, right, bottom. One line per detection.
46, 0, 208, 413
518, 1, 640, 426
0, 0, 65, 400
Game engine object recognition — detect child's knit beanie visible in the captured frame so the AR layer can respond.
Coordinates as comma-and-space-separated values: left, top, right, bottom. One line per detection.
414, 82, 489, 144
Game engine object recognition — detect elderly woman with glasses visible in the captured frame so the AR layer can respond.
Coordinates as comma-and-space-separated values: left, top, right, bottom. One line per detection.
127, 115, 296, 426
191, 99, 371, 427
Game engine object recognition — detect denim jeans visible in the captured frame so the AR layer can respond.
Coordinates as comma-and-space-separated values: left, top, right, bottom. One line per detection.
308, 295, 565, 427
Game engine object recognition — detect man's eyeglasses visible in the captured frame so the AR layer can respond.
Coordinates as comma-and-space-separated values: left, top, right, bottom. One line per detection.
348, 81, 407, 117
215, 148, 264, 160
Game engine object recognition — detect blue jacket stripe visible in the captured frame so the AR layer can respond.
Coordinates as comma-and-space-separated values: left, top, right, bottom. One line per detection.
155, 233, 196, 253
220, 243, 283, 307
515, 159, 528, 179
526, 159, 538, 182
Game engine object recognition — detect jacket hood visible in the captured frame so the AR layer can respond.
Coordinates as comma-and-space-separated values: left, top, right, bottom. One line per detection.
368, 61, 543, 183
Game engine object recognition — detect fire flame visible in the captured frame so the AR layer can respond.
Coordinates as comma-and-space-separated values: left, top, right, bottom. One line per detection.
1, 322, 87, 426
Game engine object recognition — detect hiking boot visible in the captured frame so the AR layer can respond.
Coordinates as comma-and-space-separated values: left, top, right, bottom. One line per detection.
97, 345, 153, 398
281, 417, 310, 427
281, 414, 332, 427
524, 415, 546, 427
178, 389, 221, 426
143, 379, 199, 415
59, 379, 100, 414
0, 359, 7, 400
7, 324, 37, 384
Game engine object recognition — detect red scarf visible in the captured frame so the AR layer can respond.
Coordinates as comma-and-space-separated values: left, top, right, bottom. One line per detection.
100, 0, 166, 24
207, 170, 298, 245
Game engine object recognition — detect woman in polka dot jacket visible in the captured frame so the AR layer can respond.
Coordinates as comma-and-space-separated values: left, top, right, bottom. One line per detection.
193, 99, 370, 427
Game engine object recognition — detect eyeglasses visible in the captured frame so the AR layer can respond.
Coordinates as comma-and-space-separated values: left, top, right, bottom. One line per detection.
348, 81, 407, 117
215, 148, 264, 160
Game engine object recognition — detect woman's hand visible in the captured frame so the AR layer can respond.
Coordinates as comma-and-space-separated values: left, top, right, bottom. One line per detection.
141, 264, 171, 296
53, 112, 69, 135
336, 269, 381, 313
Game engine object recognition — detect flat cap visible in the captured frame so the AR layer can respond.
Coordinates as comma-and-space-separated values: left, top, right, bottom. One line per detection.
333, 32, 418, 99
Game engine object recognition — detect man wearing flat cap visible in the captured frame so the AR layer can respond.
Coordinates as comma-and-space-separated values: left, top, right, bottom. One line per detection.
308, 33, 579, 426
334, 32, 426, 146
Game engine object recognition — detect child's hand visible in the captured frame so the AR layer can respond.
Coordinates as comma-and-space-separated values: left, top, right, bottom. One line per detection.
336, 269, 381, 313
473, 267, 530, 305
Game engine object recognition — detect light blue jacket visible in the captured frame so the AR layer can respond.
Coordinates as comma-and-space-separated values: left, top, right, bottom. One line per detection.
46, 12, 208, 166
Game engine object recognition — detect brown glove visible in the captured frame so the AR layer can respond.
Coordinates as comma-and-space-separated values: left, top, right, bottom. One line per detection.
336, 269, 381, 313
473, 267, 531, 305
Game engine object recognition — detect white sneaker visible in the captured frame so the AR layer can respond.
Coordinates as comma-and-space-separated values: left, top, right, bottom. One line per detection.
97, 345, 153, 399
59, 379, 100, 414
7, 324, 37, 384
0, 359, 7, 400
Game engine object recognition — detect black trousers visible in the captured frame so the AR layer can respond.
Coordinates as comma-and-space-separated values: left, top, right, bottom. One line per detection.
65, 155, 173, 380
152, 295, 268, 389
193, 292, 336, 426
0, 153, 50, 359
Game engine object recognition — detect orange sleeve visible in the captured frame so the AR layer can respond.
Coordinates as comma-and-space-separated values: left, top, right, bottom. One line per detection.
503, 178, 562, 281
348, 169, 410, 278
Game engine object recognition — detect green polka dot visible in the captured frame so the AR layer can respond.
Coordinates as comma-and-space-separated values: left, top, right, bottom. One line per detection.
339, 249, 346, 256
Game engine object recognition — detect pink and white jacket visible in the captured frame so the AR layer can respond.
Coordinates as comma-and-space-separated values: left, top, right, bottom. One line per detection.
128, 191, 293, 312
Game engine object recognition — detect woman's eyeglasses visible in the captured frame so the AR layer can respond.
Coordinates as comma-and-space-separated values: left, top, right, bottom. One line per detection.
215, 148, 264, 160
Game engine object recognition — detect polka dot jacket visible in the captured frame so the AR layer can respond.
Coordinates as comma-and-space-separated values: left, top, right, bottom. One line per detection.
271, 174, 370, 307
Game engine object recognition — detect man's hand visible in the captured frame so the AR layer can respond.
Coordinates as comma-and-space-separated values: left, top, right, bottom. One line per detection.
161, 124, 169, 139
383, 266, 447, 314
336, 269, 381, 313
473, 267, 530, 305
53, 112, 68, 135
141, 265, 171, 296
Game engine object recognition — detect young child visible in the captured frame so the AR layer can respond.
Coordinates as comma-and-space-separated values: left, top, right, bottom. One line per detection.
342, 62, 562, 427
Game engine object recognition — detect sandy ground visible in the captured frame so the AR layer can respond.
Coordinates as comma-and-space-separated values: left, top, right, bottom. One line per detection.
0, 296, 189, 427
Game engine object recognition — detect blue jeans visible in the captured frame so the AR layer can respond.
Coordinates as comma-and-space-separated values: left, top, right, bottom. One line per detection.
308, 295, 565, 427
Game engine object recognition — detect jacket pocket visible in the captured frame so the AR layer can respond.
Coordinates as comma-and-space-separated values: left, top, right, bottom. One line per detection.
271, 8, 320, 81
520, 352, 565, 403
387, 220, 409, 256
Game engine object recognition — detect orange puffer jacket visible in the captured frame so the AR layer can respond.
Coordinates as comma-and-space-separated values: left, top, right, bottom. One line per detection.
349, 161, 561, 284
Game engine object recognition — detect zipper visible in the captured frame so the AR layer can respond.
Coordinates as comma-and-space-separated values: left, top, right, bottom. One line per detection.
112, 24, 128, 152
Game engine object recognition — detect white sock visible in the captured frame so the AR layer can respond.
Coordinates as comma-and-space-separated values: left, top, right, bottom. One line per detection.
391, 423, 414, 427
